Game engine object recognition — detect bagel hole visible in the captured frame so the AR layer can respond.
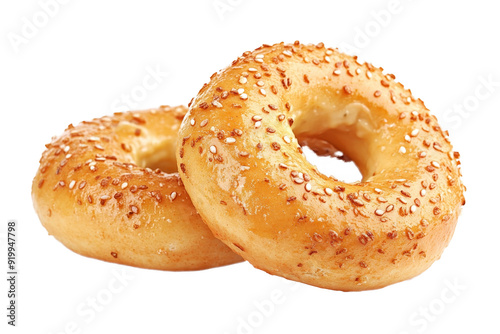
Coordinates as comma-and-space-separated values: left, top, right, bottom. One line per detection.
135, 147, 178, 174
301, 143, 362, 183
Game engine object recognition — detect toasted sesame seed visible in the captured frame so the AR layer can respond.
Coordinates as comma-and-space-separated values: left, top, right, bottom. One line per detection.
252, 115, 262, 121
375, 209, 385, 216
324, 188, 333, 196
386, 204, 394, 212
257, 80, 265, 87
377, 196, 387, 203
239, 76, 247, 84
69, 180, 76, 189
190, 119, 196, 126
259, 88, 266, 96
305, 183, 312, 192
283, 50, 292, 57
225, 137, 236, 144
419, 151, 427, 158
333, 69, 341, 76
212, 101, 223, 108
121, 182, 128, 189
431, 161, 440, 168
200, 119, 209, 127
366, 71, 372, 79
283, 136, 291, 144
255, 121, 262, 128
210, 146, 217, 154
374, 188, 383, 194
411, 129, 419, 137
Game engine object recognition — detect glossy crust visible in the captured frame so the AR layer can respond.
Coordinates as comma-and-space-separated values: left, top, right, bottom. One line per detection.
177, 42, 465, 290
32, 106, 242, 270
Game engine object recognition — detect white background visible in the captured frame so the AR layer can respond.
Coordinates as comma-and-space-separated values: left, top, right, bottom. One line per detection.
1, 0, 499, 333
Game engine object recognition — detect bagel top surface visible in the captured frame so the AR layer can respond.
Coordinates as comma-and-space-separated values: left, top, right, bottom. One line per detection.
176, 42, 465, 290
32, 106, 242, 271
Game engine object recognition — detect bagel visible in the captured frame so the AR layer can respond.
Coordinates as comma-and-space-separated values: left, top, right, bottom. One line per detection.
176, 42, 465, 290
32, 106, 242, 270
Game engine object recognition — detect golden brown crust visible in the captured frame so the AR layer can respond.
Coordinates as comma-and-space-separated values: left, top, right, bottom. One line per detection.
177, 42, 465, 290
32, 106, 242, 270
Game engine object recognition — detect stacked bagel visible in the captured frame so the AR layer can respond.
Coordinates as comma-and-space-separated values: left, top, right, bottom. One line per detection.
32, 42, 465, 290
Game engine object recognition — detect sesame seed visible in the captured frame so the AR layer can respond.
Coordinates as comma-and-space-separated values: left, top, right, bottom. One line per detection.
255, 54, 264, 59
399, 146, 406, 154
257, 80, 265, 87
237, 88, 245, 94
121, 182, 128, 189
293, 177, 304, 184
255, 121, 262, 128
259, 89, 266, 96
405, 135, 411, 142
240, 93, 248, 100
200, 119, 209, 127
225, 137, 236, 144
170, 192, 177, 201
411, 129, 419, 137
283, 136, 291, 144
252, 115, 262, 121
375, 209, 385, 216
305, 183, 312, 192
420, 189, 426, 196
419, 151, 427, 158
239, 76, 247, 84
386, 204, 394, 212
248, 67, 257, 72
64, 154, 72, 159
324, 56, 331, 63
325, 188, 333, 196
212, 101, 223, 108
431, 161, 440, 168
377, 196, 387, 203
333, 69, 341, 76
374, 188, 382, 194
210, 146, 217, 154
352, 199, 364, 206
410, 205, 417, 213
69, 180, 76, 189
89, 136, 100, 142
283, 50, 292, 57
190, 119, 196, 126
366, 71, 372, 79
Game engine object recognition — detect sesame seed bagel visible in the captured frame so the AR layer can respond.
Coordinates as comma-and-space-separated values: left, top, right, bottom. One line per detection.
32, 106, 242, 271
176, 42, 465, 290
